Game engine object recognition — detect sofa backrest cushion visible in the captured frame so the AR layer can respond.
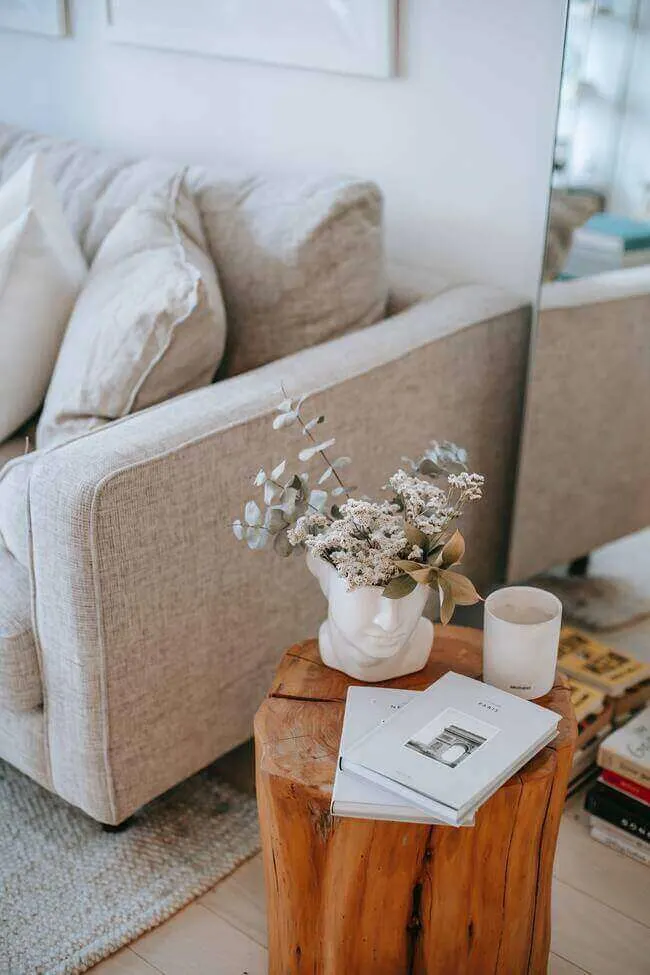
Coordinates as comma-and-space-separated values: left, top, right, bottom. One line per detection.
0, 124, 387, 377
36, 171, 226, 450
0, 153, 87, 443
198, 175, 386, 375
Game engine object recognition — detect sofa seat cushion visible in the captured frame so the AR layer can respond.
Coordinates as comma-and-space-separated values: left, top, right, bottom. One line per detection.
0, 436, 24, 473
0, 544, 41, 712
0, 451, 35, 568
0, 424, 33, 473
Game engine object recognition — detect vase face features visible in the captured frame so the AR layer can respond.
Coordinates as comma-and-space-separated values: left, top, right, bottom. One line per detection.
327, 570, 428, 661
307, 554, 434, 681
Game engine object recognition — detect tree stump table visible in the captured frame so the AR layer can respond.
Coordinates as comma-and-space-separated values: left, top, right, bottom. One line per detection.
254, 626, 576, 975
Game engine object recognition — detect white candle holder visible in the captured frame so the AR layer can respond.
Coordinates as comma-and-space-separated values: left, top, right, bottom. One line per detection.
483, 586, 562, 700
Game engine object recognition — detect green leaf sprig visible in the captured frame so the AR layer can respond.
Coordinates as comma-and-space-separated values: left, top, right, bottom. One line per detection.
383, 526, 481, 622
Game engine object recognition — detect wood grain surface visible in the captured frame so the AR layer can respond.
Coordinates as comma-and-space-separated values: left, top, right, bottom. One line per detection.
255, 627, 576, 974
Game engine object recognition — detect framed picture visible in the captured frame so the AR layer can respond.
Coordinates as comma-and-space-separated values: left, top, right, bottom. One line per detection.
0, 0, 67, 37
105, 0, 397, 79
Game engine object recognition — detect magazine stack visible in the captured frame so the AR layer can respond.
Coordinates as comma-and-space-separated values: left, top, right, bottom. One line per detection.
331, 672, 560, 827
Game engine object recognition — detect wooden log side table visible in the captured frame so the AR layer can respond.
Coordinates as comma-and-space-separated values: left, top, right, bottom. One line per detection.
254, 626, 576, 975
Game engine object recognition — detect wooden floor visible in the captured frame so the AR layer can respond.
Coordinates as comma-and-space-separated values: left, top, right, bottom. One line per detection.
93, 531, 650, 975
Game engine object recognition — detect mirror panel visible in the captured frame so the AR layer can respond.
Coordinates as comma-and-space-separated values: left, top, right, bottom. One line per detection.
508, 0, 650, 585
545, 0, 650, 281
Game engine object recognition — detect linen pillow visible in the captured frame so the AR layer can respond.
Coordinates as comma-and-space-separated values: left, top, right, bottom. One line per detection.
0, 153, 87, 443
198, 175, 387, 376
37, 171, 227, 449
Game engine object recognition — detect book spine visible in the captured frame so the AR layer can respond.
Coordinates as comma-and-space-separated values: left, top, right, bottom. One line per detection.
340, 760, 459, 825
559, 667, 625, 697
573, 231, 623, 253
567, 766, 599, 799
577, 721, 612, 753
600, 769, 650, 807
598, 748, 650, 789
586, 785, 650, 845
611, 682, 650, 718
590, 827, 650, 865
588, 815, 650, 853
623, 247, 650, 267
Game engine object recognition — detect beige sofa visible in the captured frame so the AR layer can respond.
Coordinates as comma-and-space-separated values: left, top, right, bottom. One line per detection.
0, 126, 532, 825
508, 265, 650, 581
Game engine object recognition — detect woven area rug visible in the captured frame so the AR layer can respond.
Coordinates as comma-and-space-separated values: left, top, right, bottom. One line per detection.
0, 759, 260, 975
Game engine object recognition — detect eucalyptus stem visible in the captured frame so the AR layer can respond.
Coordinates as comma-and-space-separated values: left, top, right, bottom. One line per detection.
296, 408, 351, 499
281, 383, 351, 499
266, 477, 334, 523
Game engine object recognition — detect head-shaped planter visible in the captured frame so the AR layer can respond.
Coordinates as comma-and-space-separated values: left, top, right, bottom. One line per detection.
307, 554, 434, 681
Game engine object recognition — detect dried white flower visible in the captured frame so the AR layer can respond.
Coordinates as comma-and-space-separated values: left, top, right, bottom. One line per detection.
289, 497, 411, 589
447, 471, 485, 504
287, 513, 329, 544
447, 471, 485, 501
388, 470, 454, 536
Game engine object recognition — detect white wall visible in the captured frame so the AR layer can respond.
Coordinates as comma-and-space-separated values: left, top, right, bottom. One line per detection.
0, 0, 568, 299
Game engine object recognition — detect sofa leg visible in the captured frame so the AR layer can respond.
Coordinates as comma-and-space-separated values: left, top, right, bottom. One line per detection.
101, 816, 135, 833
568, 554, 590, 577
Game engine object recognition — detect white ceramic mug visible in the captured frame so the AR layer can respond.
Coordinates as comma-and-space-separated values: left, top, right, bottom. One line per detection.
483, 586, 562, 699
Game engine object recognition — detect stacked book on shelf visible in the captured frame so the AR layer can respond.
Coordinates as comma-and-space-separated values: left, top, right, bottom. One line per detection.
558, 628, 650, 796
562, 213, 650, 278
331, 672, 560, 827
565, 678, 613, 796
585, 708, 650, 866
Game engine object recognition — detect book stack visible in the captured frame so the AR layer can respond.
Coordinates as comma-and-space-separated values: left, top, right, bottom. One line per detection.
558, 629, 650, 796
331, 672, 560, 827
565, 677, 613, 796
585, 708, 650, 866
563, 213, 650, 278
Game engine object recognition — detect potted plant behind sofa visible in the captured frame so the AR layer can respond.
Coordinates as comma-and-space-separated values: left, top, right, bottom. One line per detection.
234, 394, 483, 681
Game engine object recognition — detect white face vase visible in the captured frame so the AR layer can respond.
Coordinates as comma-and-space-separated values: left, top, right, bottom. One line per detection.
307, 554, 434, 681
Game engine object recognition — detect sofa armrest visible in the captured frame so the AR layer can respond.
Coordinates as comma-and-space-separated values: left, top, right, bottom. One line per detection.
541, 264, 650, 310
508, 276, 650, 581
28, 285, 530, 823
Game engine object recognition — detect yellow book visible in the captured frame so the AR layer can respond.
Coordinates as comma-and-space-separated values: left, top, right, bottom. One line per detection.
558, 627, 650, 697
566, 677, 605, 724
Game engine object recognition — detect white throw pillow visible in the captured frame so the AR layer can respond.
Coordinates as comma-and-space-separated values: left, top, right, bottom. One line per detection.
0, 153, 87, 443
37, 171, 227, 449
